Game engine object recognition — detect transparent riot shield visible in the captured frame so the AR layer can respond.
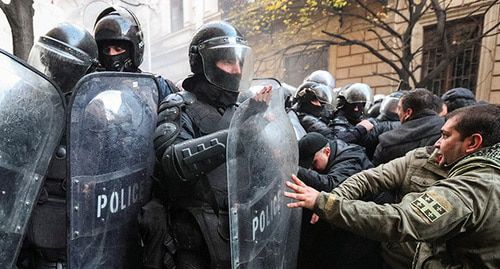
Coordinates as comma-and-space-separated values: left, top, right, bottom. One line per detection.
67, 72, 159, 269
228, 86, 301, 269
287, 111, 307, 140
0, 49, 65, 268
237, 78, 281, 103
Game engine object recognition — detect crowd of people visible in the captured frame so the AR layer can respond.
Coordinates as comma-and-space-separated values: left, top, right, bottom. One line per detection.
2, 4, 499, 269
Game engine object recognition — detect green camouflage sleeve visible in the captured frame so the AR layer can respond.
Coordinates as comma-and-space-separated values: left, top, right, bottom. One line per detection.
314, 183, 473, 242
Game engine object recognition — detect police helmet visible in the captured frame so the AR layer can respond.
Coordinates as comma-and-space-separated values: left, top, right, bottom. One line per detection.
378, 91, 403, 120
188, 21, 254, 92
295, 81, 333, 105
94, 6, 144, 69
28, 23, 98, 93
336, 83, 373, 109
303, 70, 335, 89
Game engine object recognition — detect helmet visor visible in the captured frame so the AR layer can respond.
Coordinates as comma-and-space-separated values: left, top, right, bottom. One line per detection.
199, 37, 254, 92
28, 37, 95, 93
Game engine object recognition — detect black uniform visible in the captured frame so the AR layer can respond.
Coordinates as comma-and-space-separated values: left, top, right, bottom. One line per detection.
330, 110, 370, 144
144, 21, 254, 269
17, 23, 99, 269
165, 76, 237, 268
296, 112, 335, 138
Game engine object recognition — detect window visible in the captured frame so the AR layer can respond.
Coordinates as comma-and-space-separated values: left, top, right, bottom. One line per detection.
170, 0, 183, 32
421, 16, 483, 96
284, 47, 329, 87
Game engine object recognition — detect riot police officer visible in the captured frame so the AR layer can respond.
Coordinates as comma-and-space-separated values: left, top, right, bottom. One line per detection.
17, 23, 99, 269
94, 6, 143, 72
361, 91, 404, 159
148, 21, 254, 269
303, 70, 336, 90
291, 82, 335, 138
330, 83, 375, 144
94, 6, 177, 101
28, 23, 99, 96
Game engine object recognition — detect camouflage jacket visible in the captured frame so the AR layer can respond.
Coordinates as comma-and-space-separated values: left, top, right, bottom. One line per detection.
329, 146, 448, 269
314, 143, 500, 268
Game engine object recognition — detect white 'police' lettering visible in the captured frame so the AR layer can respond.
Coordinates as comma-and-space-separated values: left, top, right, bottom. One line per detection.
251, 192, 281, 241
96, 182, 140, 218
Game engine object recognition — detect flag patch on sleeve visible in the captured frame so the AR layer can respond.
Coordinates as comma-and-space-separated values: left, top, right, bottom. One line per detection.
411, 193, 448, 223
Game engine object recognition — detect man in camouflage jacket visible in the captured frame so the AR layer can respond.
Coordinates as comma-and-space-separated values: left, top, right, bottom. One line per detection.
285, 104, 500, 268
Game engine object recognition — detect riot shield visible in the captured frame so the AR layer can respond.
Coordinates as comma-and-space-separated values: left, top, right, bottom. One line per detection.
0, 49, 65, 268
228, 86, 301, 269
238, 78, 281, 103
287, 111, 307, 140
67, 72, 159, 269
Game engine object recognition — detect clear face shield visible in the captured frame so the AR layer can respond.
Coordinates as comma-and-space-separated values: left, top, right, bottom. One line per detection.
314, 86, 335, 120
198, 36, 254, 92
28, 36, 97, 94
296, 84, 335, 119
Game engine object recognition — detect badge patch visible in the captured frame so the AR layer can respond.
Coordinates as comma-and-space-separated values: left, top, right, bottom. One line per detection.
411, 193, 448, 223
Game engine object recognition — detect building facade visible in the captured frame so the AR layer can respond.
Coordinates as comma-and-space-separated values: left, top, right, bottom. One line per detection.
223, 0, 500, 103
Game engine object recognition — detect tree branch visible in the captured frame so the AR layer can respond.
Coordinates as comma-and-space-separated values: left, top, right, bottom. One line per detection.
367, 29, 402, 60
341, 9, 401, 39
373, 72, 400, 83
321, 30, 404, 79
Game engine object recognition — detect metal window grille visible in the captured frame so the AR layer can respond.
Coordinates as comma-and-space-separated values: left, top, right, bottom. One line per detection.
421, 16, 483, 96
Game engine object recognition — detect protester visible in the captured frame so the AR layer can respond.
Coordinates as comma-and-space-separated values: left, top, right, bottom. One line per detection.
285, 104, 500, 268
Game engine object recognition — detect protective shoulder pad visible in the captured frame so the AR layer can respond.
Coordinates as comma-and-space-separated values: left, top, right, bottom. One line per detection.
159, 91, 196, 109
157, 92, 197, 125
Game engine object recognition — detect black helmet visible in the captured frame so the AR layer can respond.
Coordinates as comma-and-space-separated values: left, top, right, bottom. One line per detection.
28, 23, 98, 93
336, 83, 373, 124
378, 91, 403, 121
94, 6, 144, 70
295, 81, 333, 105
303, 70, 335, 89
337, 83, 373, 108
295, 82, 334, 119
188, 21, 254, 92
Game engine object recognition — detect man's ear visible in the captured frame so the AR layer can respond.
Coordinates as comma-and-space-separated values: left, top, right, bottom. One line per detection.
405, 108, 413, 120
324, 146, 331, 157
465, 133, 483, 153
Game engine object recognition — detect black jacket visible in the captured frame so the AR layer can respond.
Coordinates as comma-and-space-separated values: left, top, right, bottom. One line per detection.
360, 119, 401, 160
297, 139, 380, 269
296, 111, 335, 139
330, 111, 369, 144
297, 139, 373, 192
373, 110, 444, 166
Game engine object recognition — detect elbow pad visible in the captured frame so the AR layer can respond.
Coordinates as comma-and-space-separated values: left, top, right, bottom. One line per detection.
161, 129, 228, 182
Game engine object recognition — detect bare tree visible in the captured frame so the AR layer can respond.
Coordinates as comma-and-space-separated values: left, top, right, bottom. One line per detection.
0, 0, 34, 60
226, 0, 500, 90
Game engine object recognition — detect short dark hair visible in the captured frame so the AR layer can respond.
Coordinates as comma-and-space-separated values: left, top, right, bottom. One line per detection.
446, 104, 500, 147
401, 88, 435, 118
